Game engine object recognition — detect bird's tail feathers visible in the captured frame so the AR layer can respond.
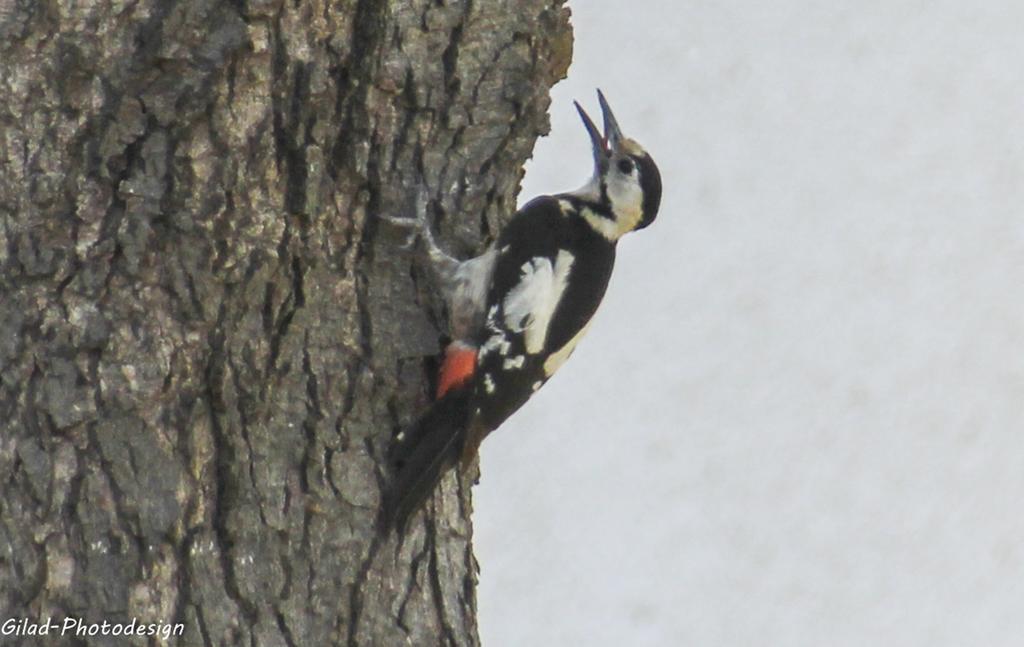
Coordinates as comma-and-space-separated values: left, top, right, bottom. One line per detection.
384, 387, 472, 532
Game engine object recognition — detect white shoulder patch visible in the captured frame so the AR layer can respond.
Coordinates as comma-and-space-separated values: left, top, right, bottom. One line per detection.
502, 250, 575, 354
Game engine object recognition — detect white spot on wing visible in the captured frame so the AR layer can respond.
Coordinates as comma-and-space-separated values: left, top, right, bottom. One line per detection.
483, 374, 496, 394
503, 257, 552, 333
480, 332, 511, 358
532, 380, 543, 392
502, 355, 525, 370
502, 251, 575, 354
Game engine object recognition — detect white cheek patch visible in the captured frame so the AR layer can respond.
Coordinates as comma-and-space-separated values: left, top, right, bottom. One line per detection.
502, 251, 575, 354
603, 174, 644, 235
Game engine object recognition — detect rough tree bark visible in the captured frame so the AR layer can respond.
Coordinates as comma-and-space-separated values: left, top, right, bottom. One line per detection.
0, 0, 571, 644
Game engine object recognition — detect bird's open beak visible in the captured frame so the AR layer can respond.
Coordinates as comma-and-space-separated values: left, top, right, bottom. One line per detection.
574, 89, 625, 173
597, 89, 624, 149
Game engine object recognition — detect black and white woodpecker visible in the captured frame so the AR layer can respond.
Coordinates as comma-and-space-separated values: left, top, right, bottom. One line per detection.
384, 90, 662, 530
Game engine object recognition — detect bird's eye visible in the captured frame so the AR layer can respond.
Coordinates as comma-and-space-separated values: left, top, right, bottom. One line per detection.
617, 159, 634, 174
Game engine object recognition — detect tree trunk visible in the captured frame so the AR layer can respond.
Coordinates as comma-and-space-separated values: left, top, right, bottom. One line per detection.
0, 0, 571, 643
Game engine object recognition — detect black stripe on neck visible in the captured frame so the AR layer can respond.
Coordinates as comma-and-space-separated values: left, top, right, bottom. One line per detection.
561, 193, 614, 219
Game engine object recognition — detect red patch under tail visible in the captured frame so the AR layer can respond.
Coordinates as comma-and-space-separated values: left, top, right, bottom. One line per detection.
436, 342, 477, 399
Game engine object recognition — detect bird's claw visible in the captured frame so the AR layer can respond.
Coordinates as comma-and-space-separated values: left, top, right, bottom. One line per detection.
380, 188, 459, 276
381, 186, 432, 250
380, 214, 423, 250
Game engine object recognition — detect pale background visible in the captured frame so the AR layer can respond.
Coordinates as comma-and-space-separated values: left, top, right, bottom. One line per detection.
473, 2, 1024, 646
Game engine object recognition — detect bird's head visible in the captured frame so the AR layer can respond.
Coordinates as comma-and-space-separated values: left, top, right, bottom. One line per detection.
573, 90, 662, 240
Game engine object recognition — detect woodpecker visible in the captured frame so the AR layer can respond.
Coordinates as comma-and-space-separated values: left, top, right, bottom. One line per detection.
384, 90, 662, 530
